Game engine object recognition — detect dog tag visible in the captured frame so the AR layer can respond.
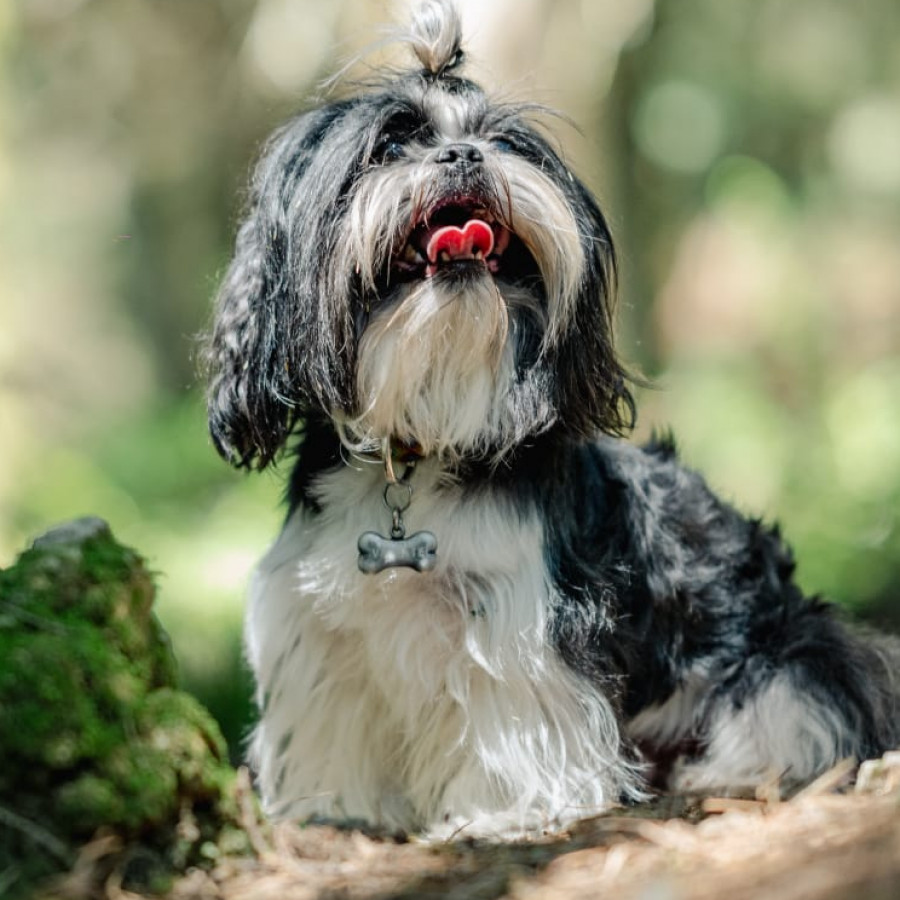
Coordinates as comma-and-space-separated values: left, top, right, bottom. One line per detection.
357, 530, 438, 574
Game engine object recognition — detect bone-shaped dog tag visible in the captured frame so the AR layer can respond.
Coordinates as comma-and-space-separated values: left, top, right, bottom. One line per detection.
357, 530, 438, 574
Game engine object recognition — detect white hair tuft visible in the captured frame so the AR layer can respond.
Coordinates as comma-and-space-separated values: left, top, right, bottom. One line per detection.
408, 0, 465, 77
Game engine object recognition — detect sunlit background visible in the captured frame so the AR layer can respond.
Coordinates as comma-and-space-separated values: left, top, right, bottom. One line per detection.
2, 0, 899, 757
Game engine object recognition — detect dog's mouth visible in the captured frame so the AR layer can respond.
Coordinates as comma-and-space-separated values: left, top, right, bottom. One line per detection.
390, 198, 535, 283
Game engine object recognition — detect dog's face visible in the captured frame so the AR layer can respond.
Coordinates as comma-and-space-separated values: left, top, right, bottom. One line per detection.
206, 5, 633, 468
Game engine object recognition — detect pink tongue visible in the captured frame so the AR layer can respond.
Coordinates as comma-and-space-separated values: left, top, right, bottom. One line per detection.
426, 219, 495, 263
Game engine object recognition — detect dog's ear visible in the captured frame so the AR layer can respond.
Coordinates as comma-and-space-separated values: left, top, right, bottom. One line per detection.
204, 206, 293, 469
494, 117, 636, 441
550, 183, 635, 439
204, 109, 358, 469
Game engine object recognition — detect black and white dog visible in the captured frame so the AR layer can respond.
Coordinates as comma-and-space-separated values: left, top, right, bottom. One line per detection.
205, 0, 899, 837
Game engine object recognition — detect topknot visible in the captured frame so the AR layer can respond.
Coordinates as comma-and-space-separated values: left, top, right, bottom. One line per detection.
408, 0, 465, 78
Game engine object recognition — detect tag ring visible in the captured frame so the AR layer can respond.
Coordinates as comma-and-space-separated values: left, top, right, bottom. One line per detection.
383, 481, 413, 514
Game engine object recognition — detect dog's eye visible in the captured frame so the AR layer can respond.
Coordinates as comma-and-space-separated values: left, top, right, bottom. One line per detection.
373, 137, 405, 164
490, 137, 516, 153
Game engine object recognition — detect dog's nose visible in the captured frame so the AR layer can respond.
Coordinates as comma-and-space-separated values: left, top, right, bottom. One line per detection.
436, 142, 484, 165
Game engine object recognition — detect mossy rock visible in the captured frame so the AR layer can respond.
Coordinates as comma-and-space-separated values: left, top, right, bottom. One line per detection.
0, 519, 249, 897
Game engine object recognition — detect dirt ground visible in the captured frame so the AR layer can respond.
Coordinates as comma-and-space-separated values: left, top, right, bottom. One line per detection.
73, 753, 899, 900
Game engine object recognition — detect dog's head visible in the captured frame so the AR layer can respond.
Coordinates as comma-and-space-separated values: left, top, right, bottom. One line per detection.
205, 0, 633, 469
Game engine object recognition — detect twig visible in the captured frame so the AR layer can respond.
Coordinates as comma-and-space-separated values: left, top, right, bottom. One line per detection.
235, 766, 273, 859
0, 598, 68, 634
0, 804, 72, 865
701, 797, 766, 815
105, 867, 149, 900
0, 866, 21, 898
793, 758, 857, 801
754, 767, 784, 806
584, 816, 700, 852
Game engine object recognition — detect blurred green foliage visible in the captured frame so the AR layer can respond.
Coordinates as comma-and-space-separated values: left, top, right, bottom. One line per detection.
0, 0, 898, 759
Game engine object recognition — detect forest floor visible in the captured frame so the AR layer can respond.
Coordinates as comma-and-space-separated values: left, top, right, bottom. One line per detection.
62, 754, 900, 900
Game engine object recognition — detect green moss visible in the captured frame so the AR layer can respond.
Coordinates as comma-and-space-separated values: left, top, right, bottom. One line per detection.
0, 518, 249, 897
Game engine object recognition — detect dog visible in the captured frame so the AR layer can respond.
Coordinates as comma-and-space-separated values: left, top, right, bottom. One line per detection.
204, 0, 900, 838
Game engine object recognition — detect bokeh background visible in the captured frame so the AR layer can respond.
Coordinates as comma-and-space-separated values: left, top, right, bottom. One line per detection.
2, 0, 899, 759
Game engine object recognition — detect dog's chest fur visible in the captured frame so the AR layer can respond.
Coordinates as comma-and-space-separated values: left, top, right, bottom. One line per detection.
244, 459, 637, 834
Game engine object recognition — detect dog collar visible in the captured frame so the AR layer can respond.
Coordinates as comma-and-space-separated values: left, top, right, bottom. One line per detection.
382, 436, 425, 485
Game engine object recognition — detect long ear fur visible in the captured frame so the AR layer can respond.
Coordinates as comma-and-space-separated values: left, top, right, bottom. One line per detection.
551, 179, 635, 438
203, 105, 359, 469
496, 115, 634, 439
204, 211, 289, 469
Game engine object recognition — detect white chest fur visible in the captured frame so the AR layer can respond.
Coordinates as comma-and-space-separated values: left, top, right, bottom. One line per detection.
245, 460, 638, 837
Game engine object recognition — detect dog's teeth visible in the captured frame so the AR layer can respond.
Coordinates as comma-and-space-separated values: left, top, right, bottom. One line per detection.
439, 250, 451, 263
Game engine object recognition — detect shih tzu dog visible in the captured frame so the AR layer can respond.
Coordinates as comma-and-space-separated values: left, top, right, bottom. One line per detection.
205, 0, 899, 837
